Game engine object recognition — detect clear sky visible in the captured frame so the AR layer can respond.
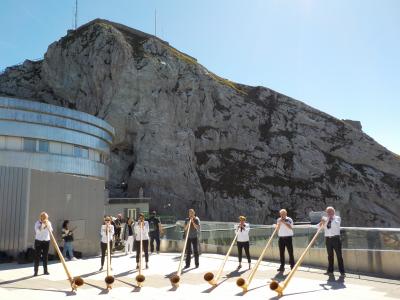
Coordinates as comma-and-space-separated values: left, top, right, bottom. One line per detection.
1, 0, 399, 154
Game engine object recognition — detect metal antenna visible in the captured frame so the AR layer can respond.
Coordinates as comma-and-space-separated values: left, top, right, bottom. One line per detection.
74, 0, 78, 29
154, 8, 157, 37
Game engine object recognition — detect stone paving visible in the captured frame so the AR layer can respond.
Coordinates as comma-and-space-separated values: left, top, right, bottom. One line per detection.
0, 252, 399, 300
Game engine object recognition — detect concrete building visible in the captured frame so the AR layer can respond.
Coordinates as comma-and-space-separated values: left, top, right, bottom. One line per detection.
0, 96, 115, 256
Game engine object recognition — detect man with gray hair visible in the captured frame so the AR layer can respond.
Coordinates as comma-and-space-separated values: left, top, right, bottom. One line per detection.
276, 209, 295, 271
320, 206, 345, 276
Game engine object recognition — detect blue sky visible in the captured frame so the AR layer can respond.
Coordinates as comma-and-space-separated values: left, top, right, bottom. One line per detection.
1, 0, 399, 154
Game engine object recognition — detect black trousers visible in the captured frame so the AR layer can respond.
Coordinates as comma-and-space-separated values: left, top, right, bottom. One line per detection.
135, 240, 149, 263
185, 237, 199, 267
326, 236, 345, 273
237, 241, 251, 263
100, 241, 113, 267
278, 236, 295, 268
149, 231, 160, 252
34, 240, 50, 274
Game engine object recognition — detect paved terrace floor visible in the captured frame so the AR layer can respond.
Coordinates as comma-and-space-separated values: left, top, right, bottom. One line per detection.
0, 252, 399, 300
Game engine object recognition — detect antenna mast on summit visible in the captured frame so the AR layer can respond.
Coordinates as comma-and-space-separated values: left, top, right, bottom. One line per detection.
154, 9, 157, 37
74, 0, 78, 29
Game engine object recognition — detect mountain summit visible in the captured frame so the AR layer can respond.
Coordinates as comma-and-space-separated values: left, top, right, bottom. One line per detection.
1, 19, 399, 226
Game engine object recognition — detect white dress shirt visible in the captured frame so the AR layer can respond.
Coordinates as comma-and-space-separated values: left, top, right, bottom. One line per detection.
321, 215, 341, 237
235, 223, 250, 242
134, 221, 150, 240
100, 224, 115, 243
34, 220, 53, 241
277, 217, 294, 237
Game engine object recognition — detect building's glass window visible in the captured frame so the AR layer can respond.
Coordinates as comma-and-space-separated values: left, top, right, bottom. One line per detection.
81, 147, 89, 159
6, 137, 23, 151
0, 136, 5, 149
38, 140, 49, 152
23, 138, 36, 152
94, 151, 100, 162
49, 141, 62, 154
74, 145, 82, 157
61, 143, 73, 156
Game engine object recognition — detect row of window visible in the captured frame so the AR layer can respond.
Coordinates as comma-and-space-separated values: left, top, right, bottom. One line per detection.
0, 136, 107, 163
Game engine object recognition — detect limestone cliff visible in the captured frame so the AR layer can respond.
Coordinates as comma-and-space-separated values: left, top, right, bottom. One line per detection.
1, 19, 399, 226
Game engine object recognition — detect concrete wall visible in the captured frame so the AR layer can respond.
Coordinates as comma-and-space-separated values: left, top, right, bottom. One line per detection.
28, 169, 106, 256
0, 166, 30, 254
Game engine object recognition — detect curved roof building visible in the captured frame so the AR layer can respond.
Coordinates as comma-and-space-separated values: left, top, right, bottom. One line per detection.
0, 96, 115, 179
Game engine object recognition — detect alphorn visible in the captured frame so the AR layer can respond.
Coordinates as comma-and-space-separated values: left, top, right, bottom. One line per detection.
170, 220, 192, 287
236, 224, 279, 292
270, 225, 324, 296
48, 223, 84, 291
204, 226, 240, 286
104, 225, 114, 289
135, 221, 146, 287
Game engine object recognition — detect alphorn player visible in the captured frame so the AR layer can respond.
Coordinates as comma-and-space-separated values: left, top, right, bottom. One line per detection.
235, 216, 251, 269
99, 216, 114, 271
184, 208, 200, 269
319, 206, 345, 276
33, 212, 53, 276
134, 213, 150, 269
276, 209, 295, 271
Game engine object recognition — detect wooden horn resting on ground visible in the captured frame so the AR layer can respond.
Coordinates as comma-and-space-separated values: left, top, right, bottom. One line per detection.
170, 220, 192, 287
104, 225, 114, 290
135, 221, 146, 287
48, 223, 84, 291
204, 226, 240, 286
236, 224, 279, 293
270, 225, 324, 297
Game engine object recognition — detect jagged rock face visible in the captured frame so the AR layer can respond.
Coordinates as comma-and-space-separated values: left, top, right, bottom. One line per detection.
1, 19, 399, 226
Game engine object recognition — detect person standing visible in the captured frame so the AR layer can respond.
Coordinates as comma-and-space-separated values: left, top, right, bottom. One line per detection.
276, 209, 295, 271
134, 213, 150, 269
61, 220, 77, 261
320, 206, 345, 276
123, 217, 134, 255
33, 212, 53, 276
235, 216, 251, 269
114, 213, 123, 247
184, 208, 201, 269
147, 210, 163, 254
99, 216, 114, 271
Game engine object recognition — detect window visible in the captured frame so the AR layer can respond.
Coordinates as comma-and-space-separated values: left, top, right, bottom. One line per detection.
61, 143, 73, 156
23, 138, 36, 152
6, 137, 23, 150
49, 141, 62, 154
74, 146, 89, 158
0, 136, 5, 149
38, 140, 49, 152
81, 147, 88, 159
127, 208, 137, 220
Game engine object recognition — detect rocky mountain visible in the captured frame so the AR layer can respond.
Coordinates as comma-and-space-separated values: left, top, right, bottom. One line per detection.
1, 19, 399, 226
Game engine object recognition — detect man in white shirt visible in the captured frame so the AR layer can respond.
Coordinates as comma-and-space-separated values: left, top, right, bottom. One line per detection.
33, 212, 53, 276
134, 213, 150, 269
320, 206, 345, 276
277, 209, 295, 271
235, 216, 251, 269
99, 216, 114, 271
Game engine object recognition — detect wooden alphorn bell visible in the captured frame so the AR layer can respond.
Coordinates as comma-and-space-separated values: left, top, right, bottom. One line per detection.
135, 221, 146, 287
204, 226, 240, 286
104, 224, 114, 289
270, 225, 324, 297
236, 224, 279, 292
170, 219, 192, 287
48, 222, 84, 291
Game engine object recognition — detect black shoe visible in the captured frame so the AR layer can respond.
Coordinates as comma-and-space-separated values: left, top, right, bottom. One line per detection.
136, 264, 139, 269
277, 267, 284, 272
340, 272, 346, 277
195, 265, 199, 268
99, 267, 103, 271
146, 263, 149, 269
33, 273, 38, 277
237, 264, 242, 269
44, 271, 50, 275
183, 265, 190, 269
290, 265, 294, 270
